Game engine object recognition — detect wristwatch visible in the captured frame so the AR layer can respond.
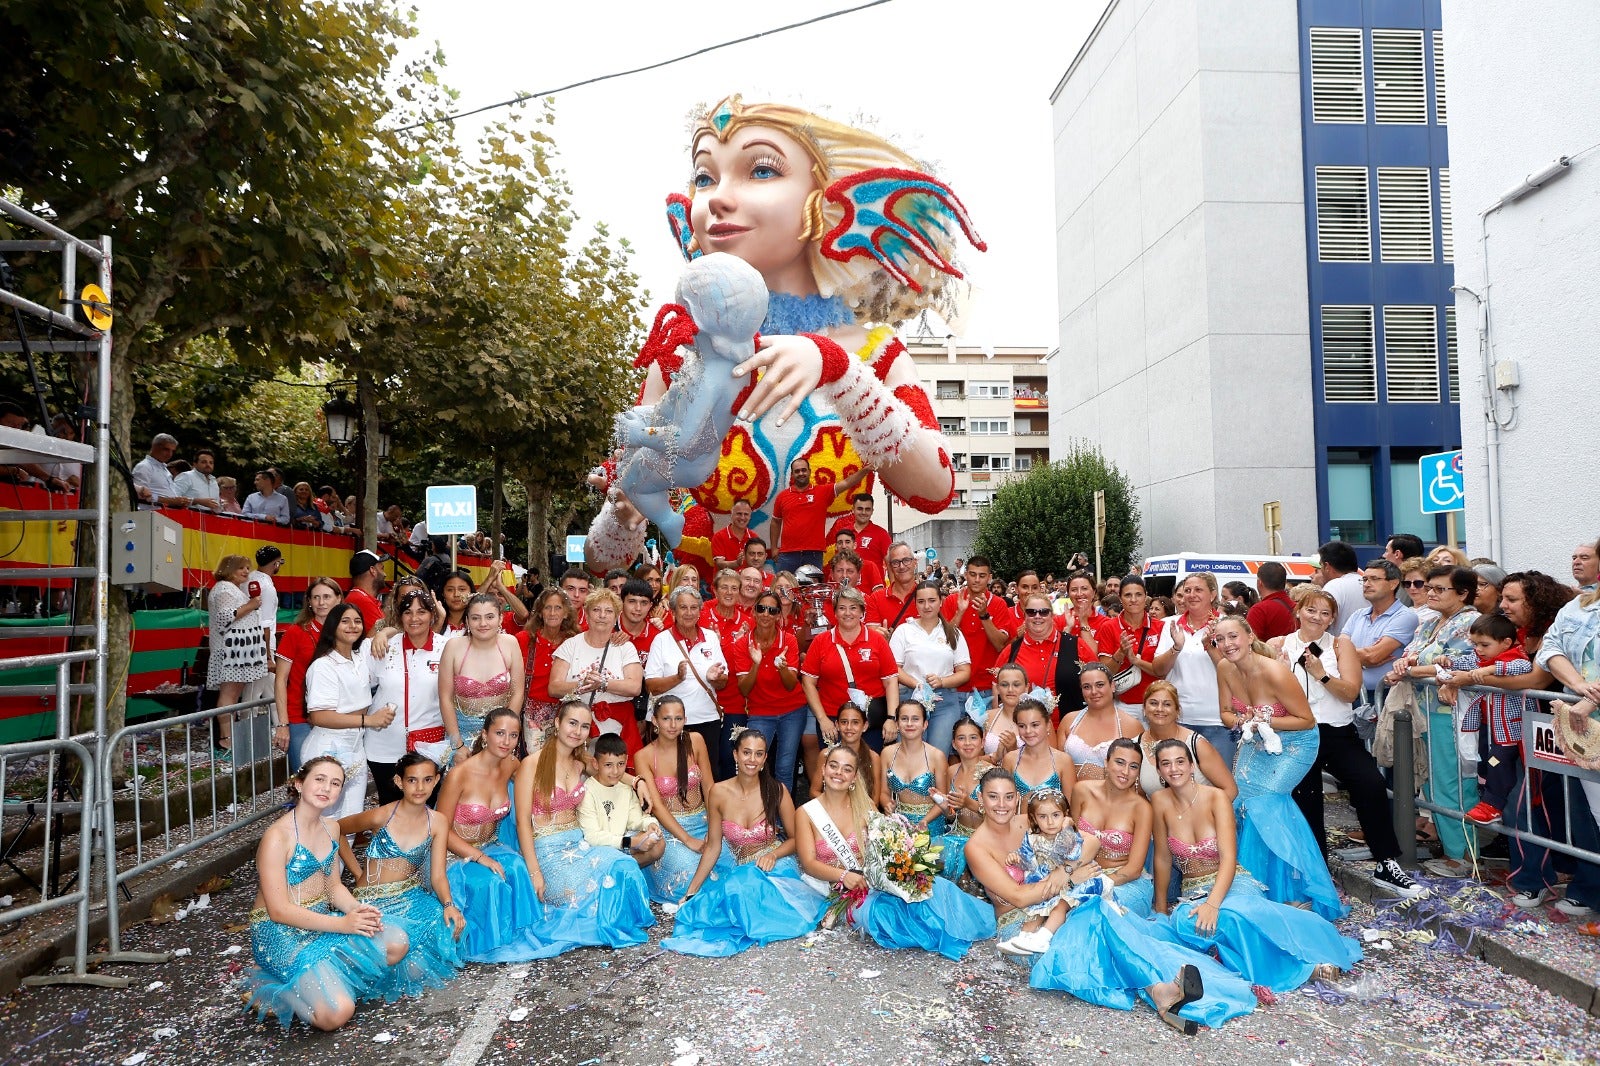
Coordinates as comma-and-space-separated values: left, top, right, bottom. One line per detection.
622, 835, 634, 851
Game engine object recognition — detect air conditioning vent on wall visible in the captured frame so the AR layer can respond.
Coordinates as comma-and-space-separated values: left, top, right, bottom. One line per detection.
1315, 166, 1371, 262
1383, 305, 1440, 403
1310, 27, 1366, 123
1373, 29, 1427, 124
1378, 167, 1435, 262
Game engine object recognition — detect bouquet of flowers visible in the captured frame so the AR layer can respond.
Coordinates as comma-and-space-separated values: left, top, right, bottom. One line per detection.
862, 812, 943, 903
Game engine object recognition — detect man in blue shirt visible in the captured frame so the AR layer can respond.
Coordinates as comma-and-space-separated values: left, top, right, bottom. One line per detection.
1343, 559, 1420, 711
241, 469, 291, 525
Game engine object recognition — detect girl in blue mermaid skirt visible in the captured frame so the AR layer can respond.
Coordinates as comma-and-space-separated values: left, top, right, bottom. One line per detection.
797, 743, 995, 961
337, 752, 464, 1000
435, 707, 543, 962
964, 766, 1255, 1035
1151, 738, 1361, 993
484, 700, 656, 960
941, 716, 995, 886
244, 757, 407, 1030
1215, 616, 1346, 919
635, 695, 732, 904
663, 728, 824, 956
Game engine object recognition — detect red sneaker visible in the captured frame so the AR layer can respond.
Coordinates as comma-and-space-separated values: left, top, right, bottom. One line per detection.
1465, 802, 1503, 825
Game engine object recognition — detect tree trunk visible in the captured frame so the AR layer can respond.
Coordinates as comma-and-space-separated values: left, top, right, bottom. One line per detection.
359, 375, 379, 552
491, 451, 504, 557
525, 481, 548, 578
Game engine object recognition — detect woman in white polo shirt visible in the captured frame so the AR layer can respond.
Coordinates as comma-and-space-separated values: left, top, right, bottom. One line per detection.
1150, 573, 1232, 769
304, 603, 391, 820
365, 587, 448, 805
645, 586, 730, 778
890, 581, 971, 756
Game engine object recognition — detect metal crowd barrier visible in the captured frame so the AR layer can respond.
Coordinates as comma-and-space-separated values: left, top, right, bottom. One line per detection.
1391, 678, 1600, 870
92, 693, 285, 968
0, 650, 126, 986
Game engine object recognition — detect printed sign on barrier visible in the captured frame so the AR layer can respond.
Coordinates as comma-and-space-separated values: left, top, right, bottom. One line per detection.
1524, 710, 1600, 785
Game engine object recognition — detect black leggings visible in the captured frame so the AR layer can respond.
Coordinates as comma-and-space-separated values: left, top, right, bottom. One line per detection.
1292, 722, 1402, 863
367, 759, 403, 807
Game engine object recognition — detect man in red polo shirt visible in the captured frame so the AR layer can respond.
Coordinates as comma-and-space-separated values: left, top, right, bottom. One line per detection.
828, 493, 890, 573
700, 569, 753, 745
868, 540, 922, 637
346, 549, 387, 635
1246, 562, 1296, 641
828, 528, 884, 591
942, 555, 1014, 698
712, 499, 757, 571
769, 458, 867, 575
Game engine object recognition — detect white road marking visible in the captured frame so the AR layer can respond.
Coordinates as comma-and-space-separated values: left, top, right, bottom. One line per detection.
445, 968, 520, 1066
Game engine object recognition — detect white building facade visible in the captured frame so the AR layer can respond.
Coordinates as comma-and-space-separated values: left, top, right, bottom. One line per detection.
1442, 0, 1600, 574
886, 340, 1052, 563
1051, 0, 1462, 558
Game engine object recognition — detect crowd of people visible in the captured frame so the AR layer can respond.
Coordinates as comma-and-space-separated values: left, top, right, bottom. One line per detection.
229, 525, 1600, 1036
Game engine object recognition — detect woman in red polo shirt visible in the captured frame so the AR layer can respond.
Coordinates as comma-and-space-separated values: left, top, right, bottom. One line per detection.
728, 590, 806, 794
801, 586, 898, 786
1106, 575, 1166, 716
522, 588, 579, 752
274, 576, 342, 774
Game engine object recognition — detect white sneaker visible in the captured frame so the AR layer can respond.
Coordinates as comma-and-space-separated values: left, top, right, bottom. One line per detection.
1555, 897, 1595, 918
1014, 928, 1054, 954
997, 933, 1040, 957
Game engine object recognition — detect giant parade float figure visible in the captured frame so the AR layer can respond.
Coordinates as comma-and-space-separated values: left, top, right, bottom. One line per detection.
584, 95, 985, 577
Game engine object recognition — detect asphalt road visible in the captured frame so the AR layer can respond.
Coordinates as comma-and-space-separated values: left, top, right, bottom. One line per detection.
1, 860, 1596, 1066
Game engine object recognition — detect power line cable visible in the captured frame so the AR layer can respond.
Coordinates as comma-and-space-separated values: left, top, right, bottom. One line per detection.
395, 0, 895, 133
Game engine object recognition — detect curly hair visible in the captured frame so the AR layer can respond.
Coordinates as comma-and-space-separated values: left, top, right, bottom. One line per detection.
1501, 571, 1578, 641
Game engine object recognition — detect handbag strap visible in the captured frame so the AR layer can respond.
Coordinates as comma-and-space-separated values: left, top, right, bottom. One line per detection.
889, 591, 916, 630
587, 638, 612, 708
833, 630, 859, 687
673, 627, 722, 708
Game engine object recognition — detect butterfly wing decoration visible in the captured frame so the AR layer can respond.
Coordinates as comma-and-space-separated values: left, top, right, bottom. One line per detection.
666, 193, 701, 262
820, 168, 987, 292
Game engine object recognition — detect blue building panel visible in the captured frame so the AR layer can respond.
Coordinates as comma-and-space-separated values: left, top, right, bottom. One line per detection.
1298, 0, 1459, 550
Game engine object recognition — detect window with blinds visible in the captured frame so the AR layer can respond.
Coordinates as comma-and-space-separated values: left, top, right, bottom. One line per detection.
1310, 28, 1366, 123
1315, 166, 1371, 261
1378, 167, 1435, 262
1383, 305, 1440, 402
1322, 305, 1377, 403
1373, 29, 1427, 124
1433, 32, 1447, 124
1445, 307, 1460, 402
1438, 168, 1453, 262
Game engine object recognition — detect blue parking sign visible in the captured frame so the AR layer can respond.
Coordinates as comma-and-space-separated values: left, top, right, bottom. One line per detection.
1419, 450, 1465, 514
425, 484, 478, 535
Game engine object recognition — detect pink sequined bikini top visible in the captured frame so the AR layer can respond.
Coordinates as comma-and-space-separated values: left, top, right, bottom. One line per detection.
655, 765, 702, 801
1167, 836, 1220, 863
814, 831, 859, 867
454, 802, 510, 827
721, 818, 774, 851
456, 672, 511, 700
531, 781, 585, 817
1230, 697, 1288, 719
1078, 817, 1133, 863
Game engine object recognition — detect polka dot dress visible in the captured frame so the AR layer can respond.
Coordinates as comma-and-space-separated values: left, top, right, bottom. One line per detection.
207, 580, 269, 687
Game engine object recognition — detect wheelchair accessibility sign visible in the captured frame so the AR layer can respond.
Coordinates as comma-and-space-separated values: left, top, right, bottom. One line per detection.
1419, 450, 1465, 514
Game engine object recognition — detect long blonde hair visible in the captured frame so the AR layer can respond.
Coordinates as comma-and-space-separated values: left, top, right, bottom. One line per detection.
688, 95, 977, 326
819, 742, 878, 830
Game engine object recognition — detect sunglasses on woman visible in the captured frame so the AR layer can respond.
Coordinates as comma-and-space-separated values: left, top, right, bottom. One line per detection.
754, 604, 782, 615
1024, 607, 1053, 618
1402, 579, 1427, 589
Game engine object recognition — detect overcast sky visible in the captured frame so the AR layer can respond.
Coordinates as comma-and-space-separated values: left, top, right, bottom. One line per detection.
404, 0, 1101, 349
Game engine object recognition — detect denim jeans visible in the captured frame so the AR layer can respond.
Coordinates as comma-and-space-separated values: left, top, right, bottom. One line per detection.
924, 688, 964, 757
286, 722, 312, 775
1189, 722, 1238, 772
1508, 770, 1600, 907
746, 707, 807, 795
774, 551, 824, 576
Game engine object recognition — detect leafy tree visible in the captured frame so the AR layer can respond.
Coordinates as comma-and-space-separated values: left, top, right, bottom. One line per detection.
0, 0, 446, 741
971, 441, 1142, 581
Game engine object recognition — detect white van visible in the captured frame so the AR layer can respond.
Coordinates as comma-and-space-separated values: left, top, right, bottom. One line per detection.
1139, 553, 1320, 601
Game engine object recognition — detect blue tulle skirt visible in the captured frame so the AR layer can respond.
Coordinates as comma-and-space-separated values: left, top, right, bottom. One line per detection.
1162, 874, 1362, 992
944, 825, 975, 880
1234, 726, 1346, 919
354, 879, 463, 999
245, 900, 403, 1028
645, 809, 733, 904
1112, 875, 1156, 918
852, 877, 996, 960
1029, 896, 1257, 1028
447, 840, 543, 963
661, 855, 825, 957
476, 826, 655, 961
